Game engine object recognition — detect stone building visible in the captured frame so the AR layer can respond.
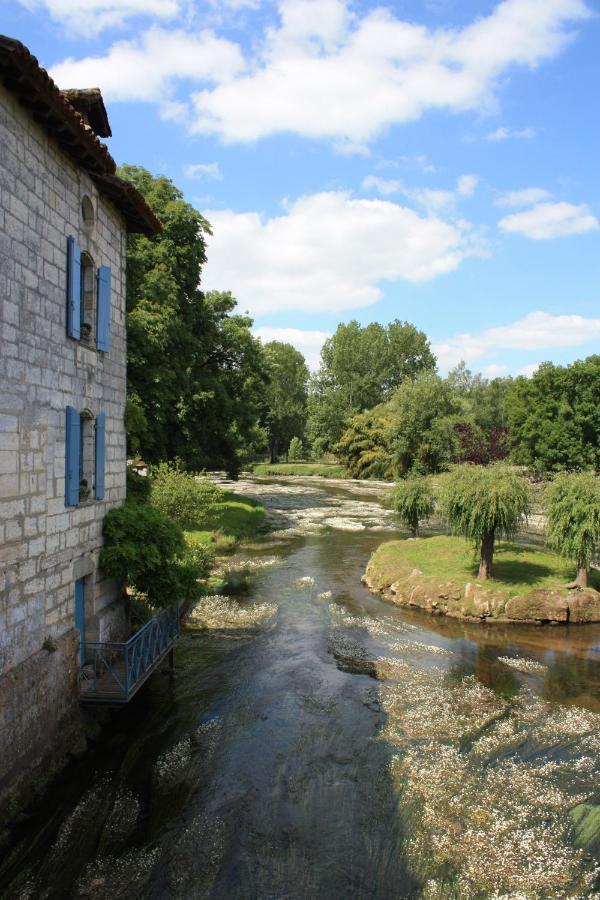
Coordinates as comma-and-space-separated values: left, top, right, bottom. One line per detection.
0, 36, 161, 815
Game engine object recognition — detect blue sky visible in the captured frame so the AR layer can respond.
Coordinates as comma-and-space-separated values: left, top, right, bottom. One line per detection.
5, 0, 600, 373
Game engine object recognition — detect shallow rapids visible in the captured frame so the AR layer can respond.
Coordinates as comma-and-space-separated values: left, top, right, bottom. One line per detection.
2, 477, 600, 899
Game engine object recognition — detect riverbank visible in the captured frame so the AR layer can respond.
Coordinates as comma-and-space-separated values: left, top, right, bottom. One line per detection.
364, 535, 600, 624
186, 489, 267, 553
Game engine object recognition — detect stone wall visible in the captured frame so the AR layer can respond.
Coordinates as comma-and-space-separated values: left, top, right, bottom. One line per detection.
0, 80, 128, 809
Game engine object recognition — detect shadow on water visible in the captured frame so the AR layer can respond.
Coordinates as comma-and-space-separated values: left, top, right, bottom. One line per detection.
2, 478, 600, 898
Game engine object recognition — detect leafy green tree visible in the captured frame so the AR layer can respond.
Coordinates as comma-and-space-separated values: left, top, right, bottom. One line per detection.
261, 342, 309, 462
119, 166, 268, 474
308, 319, 435, 448
336, 406, 395, 479
387, 372, 460, 475
440, 464, 529, 580
506, 356, 600, 473
391, 476, 435, 537
149, 461, 223, 528
288, 436, 304, 461
545, 472, 600, 588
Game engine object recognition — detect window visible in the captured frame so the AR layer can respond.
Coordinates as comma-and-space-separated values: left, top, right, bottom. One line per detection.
80, 253, 95, 345
65, 407, 106, 506
66, 236, 111, 352
81, 195, 95, 227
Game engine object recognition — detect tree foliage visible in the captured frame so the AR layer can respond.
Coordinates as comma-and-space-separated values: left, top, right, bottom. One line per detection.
119, 166, 268, 474
545, 472, 600, 588
288, 436, 304, 461
440, 464, 529, 579
308, 319, 435, 449
506, 356, 600, 473
390, 476, 435, 537
387, 372, 460, 475
261, 341, 309, 462
335, 406, 395, 479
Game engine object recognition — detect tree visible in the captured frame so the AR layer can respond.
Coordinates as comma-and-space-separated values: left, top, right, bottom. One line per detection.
440, 464, 529, 580
336, 405, 395, 479
288, 436, 304, 461
261, 342, 309, 462
390, 476, 435, 537
545, 472, 600, 589
387, 372, 460, 475
308, 319, 435, 449
119, 166, 268, 474
506, 356, 600, 473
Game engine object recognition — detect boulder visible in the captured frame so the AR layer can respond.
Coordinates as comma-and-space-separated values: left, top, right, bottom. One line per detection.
505, 590, 569, 622
567, 590, 600, 623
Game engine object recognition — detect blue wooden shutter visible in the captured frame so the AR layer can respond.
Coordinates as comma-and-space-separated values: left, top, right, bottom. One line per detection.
65, 406, 81, 506
96, 266, 111, 352
67, 236, 81, 339
95, 412, 106, 500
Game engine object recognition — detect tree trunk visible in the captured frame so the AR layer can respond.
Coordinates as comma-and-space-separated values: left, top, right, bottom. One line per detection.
478, 529, 495, 580
411, 515, 418, 538
573, 563, 588, 589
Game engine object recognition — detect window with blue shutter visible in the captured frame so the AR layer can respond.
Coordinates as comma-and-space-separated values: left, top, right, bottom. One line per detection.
65, 406, 81, 506
96, 266, 111, 352
67, 236, 81, 340
95, 413, 106, 500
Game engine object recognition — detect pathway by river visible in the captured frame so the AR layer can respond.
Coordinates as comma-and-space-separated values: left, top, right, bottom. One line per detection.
2, 477, 600, 898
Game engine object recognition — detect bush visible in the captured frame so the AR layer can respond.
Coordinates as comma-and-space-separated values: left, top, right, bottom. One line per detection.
311, 437, 328, 461
100, 502, 205, 608
126, 466, 150, 503
391, 476, 435, 536
440, 464, 529, 580
288, 436, 304, 461
149, 461, 223, 528
545, 472, 600, 588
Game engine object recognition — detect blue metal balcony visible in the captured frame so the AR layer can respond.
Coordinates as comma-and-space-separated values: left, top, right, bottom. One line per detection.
79, 606, 180, 704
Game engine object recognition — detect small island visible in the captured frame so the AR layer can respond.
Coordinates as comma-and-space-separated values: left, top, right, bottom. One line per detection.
363, 535, 600, 624
365, 465, 600, 625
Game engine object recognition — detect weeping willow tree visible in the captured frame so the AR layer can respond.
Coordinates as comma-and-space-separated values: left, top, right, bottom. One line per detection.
440, 464, 529, 580
391, 476, 435, 537
545, 472, 600, 589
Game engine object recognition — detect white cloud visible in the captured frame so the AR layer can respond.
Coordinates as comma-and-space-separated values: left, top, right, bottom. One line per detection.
484, 125, 536, 141
499, 201, 599, 239
433, 311, 600, 371
185, 162, 223, 181
482, 363, 509, 377
495, 187, 552, 207
50, 28, 244, 103
17, 0, 180, 34
50, 0, 590, 146
457, 174, 479, 197
201, 190, 483, 316
517, 363, 540, 377
253, 327, 331, 370
362, 175, 401, 196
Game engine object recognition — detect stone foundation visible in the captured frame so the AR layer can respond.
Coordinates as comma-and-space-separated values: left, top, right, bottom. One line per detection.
0, 629, 85, 829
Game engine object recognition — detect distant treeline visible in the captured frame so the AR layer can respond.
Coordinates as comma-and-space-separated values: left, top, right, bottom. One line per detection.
121, 166, 599, 478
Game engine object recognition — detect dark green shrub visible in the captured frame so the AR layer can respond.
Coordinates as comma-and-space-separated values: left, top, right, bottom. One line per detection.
126, 466, 151, 503
149, 461, 223, 528
100, 502, 205, 608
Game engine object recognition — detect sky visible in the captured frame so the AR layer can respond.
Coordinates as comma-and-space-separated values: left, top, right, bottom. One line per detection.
4, 0, 600, 375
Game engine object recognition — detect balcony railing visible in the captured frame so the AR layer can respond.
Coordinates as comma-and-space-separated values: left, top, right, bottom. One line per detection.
79, 606, 179, 704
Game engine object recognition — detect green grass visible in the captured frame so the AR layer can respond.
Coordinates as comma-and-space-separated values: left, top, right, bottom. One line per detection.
369, 534, 600, 598
252, 462, 346, 478
185, 490, 266, 548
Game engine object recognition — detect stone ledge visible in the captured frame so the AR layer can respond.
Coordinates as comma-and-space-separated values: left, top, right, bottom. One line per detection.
363, 555, 600, 625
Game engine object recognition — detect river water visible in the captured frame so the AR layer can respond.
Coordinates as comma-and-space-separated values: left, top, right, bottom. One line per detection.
2, 477, 600, 899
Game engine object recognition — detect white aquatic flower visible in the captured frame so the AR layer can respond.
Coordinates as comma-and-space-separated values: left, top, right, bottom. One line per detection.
296, 576, 315, 587
498, 655, 548, 674
318, 590, 333, 600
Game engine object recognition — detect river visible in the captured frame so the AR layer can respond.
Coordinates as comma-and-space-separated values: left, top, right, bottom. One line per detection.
2, 477, 600, 899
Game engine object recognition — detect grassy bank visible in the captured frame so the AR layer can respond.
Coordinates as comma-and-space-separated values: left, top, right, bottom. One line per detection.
186, 490, 267, 551
252, 462, 346, 478
368, 535, 599, 597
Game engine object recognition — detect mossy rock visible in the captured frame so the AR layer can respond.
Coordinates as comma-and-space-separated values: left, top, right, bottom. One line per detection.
505, 590, 569, 623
